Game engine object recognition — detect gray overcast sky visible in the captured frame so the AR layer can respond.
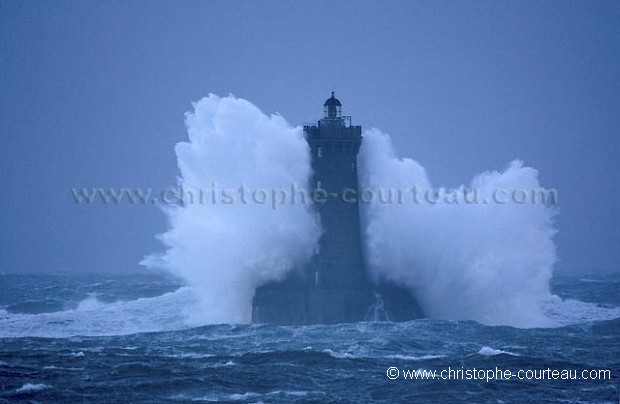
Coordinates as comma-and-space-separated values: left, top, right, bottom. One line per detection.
1, 1, 618, 274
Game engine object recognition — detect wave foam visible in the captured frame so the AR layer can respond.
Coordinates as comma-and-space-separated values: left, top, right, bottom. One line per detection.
477, 346, 518, 356
359, 129, 559, 327
0, 287, 203, 338
142, 94, 320, 324
386, 354, 447, 361
16, 383, 51, 393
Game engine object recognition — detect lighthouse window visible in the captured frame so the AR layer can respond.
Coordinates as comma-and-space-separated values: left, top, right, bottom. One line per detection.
318, 147, 323, 158
351, 162, 355, 172
314, 271, 319, 287
317, 181, 322, 189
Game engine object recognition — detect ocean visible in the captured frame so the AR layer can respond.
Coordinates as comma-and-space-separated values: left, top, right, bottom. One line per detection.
0, 271, 618, 403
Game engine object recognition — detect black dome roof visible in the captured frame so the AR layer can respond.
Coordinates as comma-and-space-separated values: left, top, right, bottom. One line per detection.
323, 91, 342, 107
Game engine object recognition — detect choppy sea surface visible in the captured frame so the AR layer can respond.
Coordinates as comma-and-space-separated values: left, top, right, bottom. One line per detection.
0, 271, 618, 403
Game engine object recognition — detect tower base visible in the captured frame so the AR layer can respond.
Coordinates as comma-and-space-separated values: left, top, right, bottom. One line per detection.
252, 278, 423, 325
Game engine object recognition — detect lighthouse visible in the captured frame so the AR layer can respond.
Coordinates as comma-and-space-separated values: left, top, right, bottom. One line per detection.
305, 92, 368, 294
252, 93, 422, 325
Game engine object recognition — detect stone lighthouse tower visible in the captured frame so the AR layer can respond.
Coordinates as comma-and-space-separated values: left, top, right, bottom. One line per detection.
305, 92, 368, 295
252, 93, 421, 325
